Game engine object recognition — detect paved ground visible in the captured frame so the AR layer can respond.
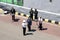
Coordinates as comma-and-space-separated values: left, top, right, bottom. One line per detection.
0, 14, 60, 40
0, 2, 60, 22
24, 0, 60, 13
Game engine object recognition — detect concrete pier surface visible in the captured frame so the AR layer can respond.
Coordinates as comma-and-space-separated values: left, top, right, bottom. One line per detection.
0, 14, 60, 40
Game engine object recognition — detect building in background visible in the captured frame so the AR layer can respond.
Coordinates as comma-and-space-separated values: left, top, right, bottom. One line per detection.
0, 0, 23, 6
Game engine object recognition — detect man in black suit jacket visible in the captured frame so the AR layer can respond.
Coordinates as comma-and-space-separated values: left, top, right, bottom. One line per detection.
29, 8, 34, 20
10, 7, 16, 21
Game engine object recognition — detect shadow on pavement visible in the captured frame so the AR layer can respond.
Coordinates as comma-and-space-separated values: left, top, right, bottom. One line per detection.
42, 28, 47, 30
26, 33, 33, 36
30, 29, 36, 32
39, 28, 47, 31
14, 19, 20, 22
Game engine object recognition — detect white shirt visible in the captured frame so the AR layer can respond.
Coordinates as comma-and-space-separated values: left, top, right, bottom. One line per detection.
38, 18, 43, 23
22, 22, 27, 28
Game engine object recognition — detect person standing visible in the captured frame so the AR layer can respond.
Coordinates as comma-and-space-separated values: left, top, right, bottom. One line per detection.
22, 20, 27, 36
38, 17, 43, 30
10, 7, 16, 21
29, 8, 34, 20
34, 9, 38, 22
27, 17, 32, 31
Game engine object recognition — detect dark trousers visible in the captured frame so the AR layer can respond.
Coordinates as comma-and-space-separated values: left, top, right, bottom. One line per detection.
39, 23, 43, 30
35, 15, 38, 22
30, 14, 33, 20
12, 15, 15, 21
31, 16, 33, 20
28, 25, 31, 31
35, 15, 38, 19
23, 28, 26, 35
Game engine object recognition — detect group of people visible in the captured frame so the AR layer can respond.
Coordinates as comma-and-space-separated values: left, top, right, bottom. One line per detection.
22, 8, 43, 35
22, 16, 43, 36
22, 17, 32, 36
10, 8, 38, 22
29, 8, 38, 21
10, 7, 43, 36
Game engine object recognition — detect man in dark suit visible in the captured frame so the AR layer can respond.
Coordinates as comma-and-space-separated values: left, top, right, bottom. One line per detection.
34, 9, 38, 22
29, 8, 34, 20
10, 7, 16, 21
27, 17, 32, 31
